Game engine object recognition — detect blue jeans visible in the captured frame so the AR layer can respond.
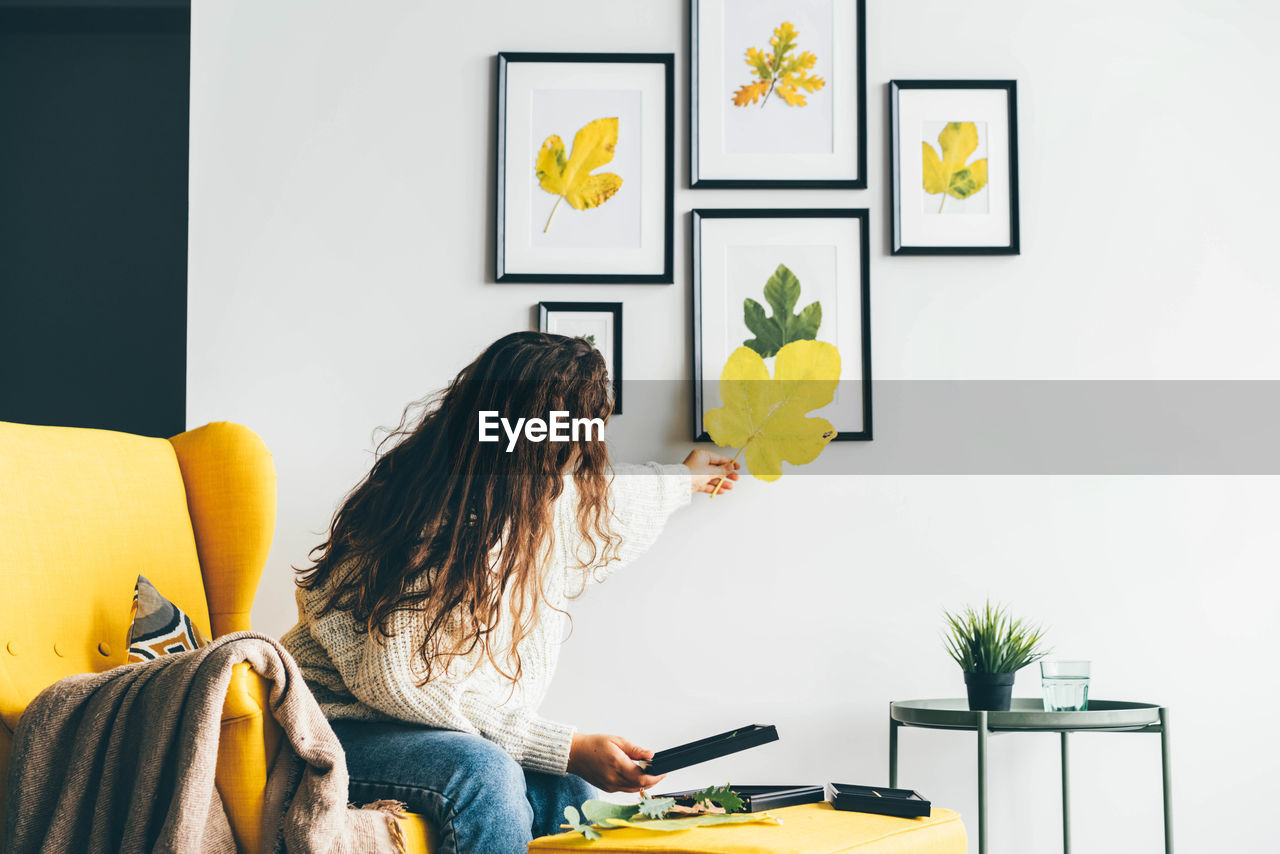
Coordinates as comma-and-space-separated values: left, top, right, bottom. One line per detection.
331, 720, 595, 854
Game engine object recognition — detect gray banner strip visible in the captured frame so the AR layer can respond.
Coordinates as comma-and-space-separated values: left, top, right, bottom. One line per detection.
606, 381, 1280, 474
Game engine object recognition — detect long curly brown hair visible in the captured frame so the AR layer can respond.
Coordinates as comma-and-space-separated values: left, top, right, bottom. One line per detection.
298, 331, 619, 685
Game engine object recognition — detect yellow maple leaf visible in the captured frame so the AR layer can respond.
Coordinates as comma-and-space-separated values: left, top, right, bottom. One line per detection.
703, 339, 841, 483
732, 22, 825, 109
922, 122, 989, 212
535, 117, 623, 233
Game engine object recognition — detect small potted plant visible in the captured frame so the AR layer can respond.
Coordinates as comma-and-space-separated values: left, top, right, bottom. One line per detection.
943, 600, 1048, 712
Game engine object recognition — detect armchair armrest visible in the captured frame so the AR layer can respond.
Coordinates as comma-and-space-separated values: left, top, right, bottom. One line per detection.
213, 660, 438, 853
216, 661, 283, 854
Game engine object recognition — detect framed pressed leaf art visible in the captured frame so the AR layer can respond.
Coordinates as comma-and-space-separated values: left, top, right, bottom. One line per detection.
889, 80, 1021, 254
690, 0, 866, 188
537, 301, 623, 413
692, 209, 872, 442
496, 53, 674, 283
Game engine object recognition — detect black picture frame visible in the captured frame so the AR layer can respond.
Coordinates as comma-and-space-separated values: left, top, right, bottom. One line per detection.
496, 53, 675, 283
889, 80, 1020, 255
691, 208, 872, 442
690, 0, 867, 189
642, 724, 779, 776
659, 785, 825, 813
538, 301, 624, 414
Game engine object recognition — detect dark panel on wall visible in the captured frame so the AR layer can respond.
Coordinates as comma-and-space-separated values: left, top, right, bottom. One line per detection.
0, 1, 190, 438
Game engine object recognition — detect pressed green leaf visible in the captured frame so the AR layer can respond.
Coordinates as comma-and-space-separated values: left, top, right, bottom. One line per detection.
582, 799, 641, 824
742, 264, 822, 358
743, 298, 784, 358
764, 263, 801, 321
636, 796, 676, 819
793, 301, 822, 342
601, 812, 780, 832
688, 784, 745, 813
564, 806, 603, 841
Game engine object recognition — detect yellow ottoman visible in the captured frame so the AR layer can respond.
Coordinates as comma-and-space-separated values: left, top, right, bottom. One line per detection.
528, 802, 967, 853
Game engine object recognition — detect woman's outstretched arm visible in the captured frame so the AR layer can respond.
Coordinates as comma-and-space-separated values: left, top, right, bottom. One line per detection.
565, 451, 740, 578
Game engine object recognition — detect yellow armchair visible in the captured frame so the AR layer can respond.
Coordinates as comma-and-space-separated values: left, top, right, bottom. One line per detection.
0, 420, 437, 853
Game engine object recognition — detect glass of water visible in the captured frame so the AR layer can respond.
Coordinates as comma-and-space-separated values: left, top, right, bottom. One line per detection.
1041, 660, 1091, 711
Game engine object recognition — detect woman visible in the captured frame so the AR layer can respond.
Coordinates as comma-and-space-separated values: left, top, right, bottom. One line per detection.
281, 332, 739, 853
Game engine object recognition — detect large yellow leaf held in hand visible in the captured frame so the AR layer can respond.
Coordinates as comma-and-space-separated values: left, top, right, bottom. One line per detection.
703, 339, 841, 482
536, 117, 623, 232
922, 121, 989, 208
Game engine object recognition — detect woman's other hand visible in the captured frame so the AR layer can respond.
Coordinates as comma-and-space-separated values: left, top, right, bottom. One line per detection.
683, 450, 741, 494
567, 733, 667, 793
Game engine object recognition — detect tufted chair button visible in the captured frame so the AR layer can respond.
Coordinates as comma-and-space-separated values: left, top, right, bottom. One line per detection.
5, 641, 17, 656
98, 642, 112, 657
53, 642, 65, 657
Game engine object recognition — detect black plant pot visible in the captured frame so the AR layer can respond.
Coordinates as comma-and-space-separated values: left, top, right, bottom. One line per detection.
964, 671, 1016, 711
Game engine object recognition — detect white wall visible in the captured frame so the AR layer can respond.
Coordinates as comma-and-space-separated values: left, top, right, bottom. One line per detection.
188, 1, 1280, 851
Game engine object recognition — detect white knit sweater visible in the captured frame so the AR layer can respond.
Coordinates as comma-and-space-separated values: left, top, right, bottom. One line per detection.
281, 462, 691, 775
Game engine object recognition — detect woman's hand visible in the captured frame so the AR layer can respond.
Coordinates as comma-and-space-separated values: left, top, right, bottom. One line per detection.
683, 450, 741, 494
567, 733, 667, 793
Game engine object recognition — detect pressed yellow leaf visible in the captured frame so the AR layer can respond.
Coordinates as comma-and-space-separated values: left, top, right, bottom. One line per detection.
774, 337, 842, 411
733, 21, 822, 109
703, 339, 841, 482
535, 135, 569, 190
775, 71, 824, 106
922, 121, 989, 202
938, 121, 978, 172
771, 21, 799, 52
922, 141, 947, 195
567, 173, 622, 209
951, 158, 987, 199
535, 118, 622, 229
745, 47, 772, 78
795, 73, 824, 93
733, 80, 771, 106
776, 81, 807, 107
703, 347, 769, 448
744, 406, 835, 481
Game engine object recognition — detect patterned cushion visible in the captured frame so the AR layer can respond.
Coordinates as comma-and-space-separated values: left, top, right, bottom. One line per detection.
126, 575, 210, 663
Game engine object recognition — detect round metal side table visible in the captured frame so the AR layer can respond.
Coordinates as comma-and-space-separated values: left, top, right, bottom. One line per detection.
889, 699, 1172, 854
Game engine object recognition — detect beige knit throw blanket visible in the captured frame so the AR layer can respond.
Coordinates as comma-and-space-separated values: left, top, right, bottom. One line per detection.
4, 632, 404, 854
